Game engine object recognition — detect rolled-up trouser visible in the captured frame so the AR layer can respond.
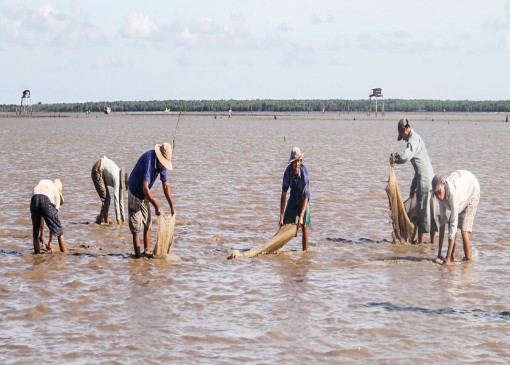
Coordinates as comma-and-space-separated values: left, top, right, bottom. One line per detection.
30, 194, 63, 238
458, 183, 480, 233
91, 161, 110, 219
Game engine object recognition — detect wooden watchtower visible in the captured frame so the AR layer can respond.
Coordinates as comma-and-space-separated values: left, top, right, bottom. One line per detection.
19, 89, 32, 116
367, 88, 384, 117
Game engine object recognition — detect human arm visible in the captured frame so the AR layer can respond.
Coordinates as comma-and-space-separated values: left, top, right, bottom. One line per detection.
279, 191, 287, 226
392, 141, 415, 164
143, 180, 162, 216
443, 236, 456, 265
437, 223, 445, 259
47, 231, 54, 252
162, 181, 175, 216
447, 194, 460, 241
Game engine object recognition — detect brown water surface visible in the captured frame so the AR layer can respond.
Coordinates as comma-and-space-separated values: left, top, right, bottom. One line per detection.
1, 112, 509, 363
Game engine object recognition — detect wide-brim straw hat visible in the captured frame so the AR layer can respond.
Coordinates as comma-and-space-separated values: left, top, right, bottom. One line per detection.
53, 178, 64, 204
155, 142, 173, 170
288, 147, 304, 164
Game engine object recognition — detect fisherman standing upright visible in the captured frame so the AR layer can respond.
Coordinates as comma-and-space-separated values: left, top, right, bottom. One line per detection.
279, 147, 311, 251
389, 118, 437, 244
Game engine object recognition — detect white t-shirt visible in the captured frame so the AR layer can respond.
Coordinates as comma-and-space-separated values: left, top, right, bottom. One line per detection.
33, 179, 62, 210
438, 170, 480, 239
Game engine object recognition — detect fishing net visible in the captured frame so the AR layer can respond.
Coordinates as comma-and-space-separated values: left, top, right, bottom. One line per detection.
153, 213, 176, 256
227, 224, 298, 259
385, 165, 415, 244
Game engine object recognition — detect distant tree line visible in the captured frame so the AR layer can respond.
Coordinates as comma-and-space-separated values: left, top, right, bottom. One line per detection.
1, 98, 510, 113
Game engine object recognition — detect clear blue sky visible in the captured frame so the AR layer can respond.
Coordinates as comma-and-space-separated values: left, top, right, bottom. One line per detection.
1, 0, 510, 104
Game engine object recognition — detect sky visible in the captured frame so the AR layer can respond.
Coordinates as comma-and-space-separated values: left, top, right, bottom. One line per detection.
1, 0, 510, 104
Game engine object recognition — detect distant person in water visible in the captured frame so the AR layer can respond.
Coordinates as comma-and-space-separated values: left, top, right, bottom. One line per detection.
432, 170, 480, 265
128, 143, 175, 258
91, 156, 126, 225
279, 147, 311, 251
389, 118, 437, 244
30, 178, 67, 254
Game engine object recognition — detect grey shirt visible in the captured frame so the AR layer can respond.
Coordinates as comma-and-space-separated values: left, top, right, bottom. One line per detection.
393, 129, 434, 195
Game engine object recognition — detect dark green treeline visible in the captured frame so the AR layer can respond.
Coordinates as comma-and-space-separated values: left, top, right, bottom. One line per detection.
1, 98, 510, 113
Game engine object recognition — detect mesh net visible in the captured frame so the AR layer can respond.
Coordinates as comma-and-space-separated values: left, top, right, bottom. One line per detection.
385, 165, 415, 244
228, 224, 298, 259
153, 213, 176, 256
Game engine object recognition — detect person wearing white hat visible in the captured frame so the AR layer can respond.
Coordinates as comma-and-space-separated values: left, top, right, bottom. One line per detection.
91, 156, 126, 225
30, 178, 68, 254
279, 147, 311, 251
127, 143, 175, 258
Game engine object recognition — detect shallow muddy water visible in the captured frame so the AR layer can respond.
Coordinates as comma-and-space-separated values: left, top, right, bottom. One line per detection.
0, 111, 509, 364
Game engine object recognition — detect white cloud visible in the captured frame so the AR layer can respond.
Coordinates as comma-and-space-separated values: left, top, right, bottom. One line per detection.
123, 12, 159, 39
1, 2, 101, 47
506, 31, 510, 50
432, 37, 445, 49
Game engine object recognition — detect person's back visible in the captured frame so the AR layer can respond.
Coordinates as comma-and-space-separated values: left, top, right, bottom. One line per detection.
100, 156, 121, 188
128, 149, 166, 200
438, 170, 479, 222
33, 179, 61, 210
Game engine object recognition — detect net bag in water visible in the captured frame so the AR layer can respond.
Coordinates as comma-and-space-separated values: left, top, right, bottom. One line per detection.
154, 213, 176, 256
227, 224, 298, 259
385, 165, 415, 244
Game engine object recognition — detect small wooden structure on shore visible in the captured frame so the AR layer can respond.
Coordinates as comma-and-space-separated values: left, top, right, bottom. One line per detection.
18, 89, 32, 116
367, 88, 384, 117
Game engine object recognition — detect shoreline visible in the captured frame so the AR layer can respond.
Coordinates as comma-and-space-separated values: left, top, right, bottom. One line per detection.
1, 110, 508, 123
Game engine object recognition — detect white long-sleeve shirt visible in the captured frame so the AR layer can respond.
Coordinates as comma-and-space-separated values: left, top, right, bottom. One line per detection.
99, 156, 125, 222
438, 170, 480, 239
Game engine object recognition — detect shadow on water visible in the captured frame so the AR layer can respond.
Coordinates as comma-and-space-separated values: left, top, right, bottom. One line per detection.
0, 249, 22, 255
327, 237, 391, 244
71, 252, 131, 259
372, 256, 438, 264
363, 302, 510, 320
0, 249, 131, 259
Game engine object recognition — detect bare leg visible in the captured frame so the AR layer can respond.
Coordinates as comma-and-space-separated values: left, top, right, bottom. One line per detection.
143, 226, 152, 254
418, 231, 425, 244
132, 233, 141, 258
451, 235, 456, 262
430, 230, 436, 244
58, 235, 68, 253
461, 230, 471, 260
302, 225, 309, 252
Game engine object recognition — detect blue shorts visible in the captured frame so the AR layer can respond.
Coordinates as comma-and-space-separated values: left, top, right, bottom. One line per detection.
30, 194, 63, 237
